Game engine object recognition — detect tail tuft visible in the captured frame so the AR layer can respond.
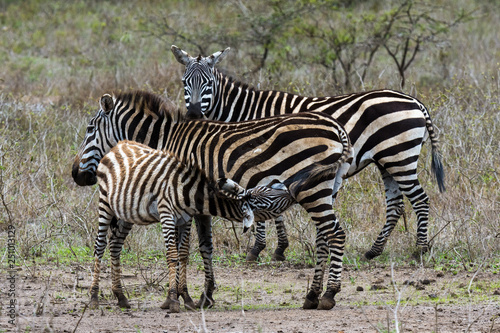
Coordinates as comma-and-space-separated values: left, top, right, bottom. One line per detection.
431, 149, 446, 193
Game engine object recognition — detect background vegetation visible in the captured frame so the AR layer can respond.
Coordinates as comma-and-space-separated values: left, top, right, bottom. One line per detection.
1, 0, 499, 278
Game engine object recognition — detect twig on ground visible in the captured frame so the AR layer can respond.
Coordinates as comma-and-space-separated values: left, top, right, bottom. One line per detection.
434, 302, 439, 333
35, 272, 52, 317
489, 313, 499, 333
466, 263, 485, 331
240, 278, 246, 317
72, 301, 89, 333
356, 303, 383, 333
389, 262, 401, 333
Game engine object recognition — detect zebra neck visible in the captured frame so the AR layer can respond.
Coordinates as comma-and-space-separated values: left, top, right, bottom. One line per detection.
118, 109, 178, 152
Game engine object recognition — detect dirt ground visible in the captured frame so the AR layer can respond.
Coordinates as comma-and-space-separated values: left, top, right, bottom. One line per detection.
2, 261, 499, 333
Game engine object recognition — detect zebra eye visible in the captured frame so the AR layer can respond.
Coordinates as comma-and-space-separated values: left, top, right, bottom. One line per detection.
86, 126, 95, 134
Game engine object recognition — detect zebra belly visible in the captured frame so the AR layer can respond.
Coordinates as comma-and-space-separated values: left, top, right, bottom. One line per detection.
109, 192, 160, 225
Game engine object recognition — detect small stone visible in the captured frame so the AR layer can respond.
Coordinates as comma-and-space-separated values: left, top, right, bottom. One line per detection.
356, 286, 364, 292
436, 272, 444, 277
415, 283, 425, 291
371, 284, 387, 291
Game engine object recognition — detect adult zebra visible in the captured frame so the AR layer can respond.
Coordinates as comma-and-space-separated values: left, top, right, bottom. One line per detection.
72, 90, 352, 310
171, 45, 446, 261
92, 140, 305, 312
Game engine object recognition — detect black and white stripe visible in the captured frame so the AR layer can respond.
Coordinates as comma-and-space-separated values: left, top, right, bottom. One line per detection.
72, 90, 352, 310
172, 45, 446, 261
90, 140, 298, 312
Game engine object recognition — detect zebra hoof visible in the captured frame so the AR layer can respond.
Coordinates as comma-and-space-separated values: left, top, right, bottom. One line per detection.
317, 295, 336, 310
182, 295, 196, 311
89, 295, 99, 309
302, 298, 319, 309
411, 246, 429, 260
246, 252, 259, 262
196, 293, 214, 309
364, 249, 380, 260
271, 249, 286, 262
160, 299, 172, 310
169, 300, 181, 313
116, 293, 131, 309
302, 291, 319, 309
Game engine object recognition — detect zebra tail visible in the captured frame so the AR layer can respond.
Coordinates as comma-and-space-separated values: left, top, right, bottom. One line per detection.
431, 146, 446, 193
420, 102, 446, 193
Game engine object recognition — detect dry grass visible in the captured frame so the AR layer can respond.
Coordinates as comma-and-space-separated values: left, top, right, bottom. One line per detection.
0, 0, 498, 274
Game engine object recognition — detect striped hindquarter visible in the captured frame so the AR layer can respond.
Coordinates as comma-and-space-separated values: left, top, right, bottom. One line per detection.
92, 140, 301, 311
172, 45, 445, 261
72, 91, 352, 311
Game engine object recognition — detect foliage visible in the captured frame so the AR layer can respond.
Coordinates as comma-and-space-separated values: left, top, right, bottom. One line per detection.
146, 0, 475, 91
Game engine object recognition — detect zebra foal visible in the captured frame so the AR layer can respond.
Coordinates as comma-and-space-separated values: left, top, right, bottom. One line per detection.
172, 45, 445, 261
92, 140, 298, 311
72, 90, 352, 310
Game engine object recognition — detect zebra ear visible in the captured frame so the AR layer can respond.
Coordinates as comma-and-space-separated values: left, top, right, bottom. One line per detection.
216, 178, 246, 199
100, 94, 114, 114
206, 47, 230, 68
171, 45, 191, 65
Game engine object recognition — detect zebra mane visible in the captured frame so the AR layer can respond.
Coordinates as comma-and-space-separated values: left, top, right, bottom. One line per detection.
112, 90, 187, 121
217, 70, 255, 93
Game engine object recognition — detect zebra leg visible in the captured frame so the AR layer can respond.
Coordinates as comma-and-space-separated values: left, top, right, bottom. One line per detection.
159, 212, 181, 313
193, 215, 216, 309
399, 179, 430, 255
365, 171, 404, 260
109, 219, 133, 309
318, 218, 345, 310
176, 222, 196, 310
246, 220, 266, 262
271, 216, 289, 261
89, 202, 115, 309
299, 190, 343, 311
303, 229, 328, 309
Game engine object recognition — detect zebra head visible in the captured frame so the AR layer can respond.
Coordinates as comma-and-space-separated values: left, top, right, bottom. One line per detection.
171, 45, 230, 118
72, 94, 118, 186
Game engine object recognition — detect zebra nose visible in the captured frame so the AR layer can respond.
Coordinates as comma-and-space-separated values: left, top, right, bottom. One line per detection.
186, 102, 205, 120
